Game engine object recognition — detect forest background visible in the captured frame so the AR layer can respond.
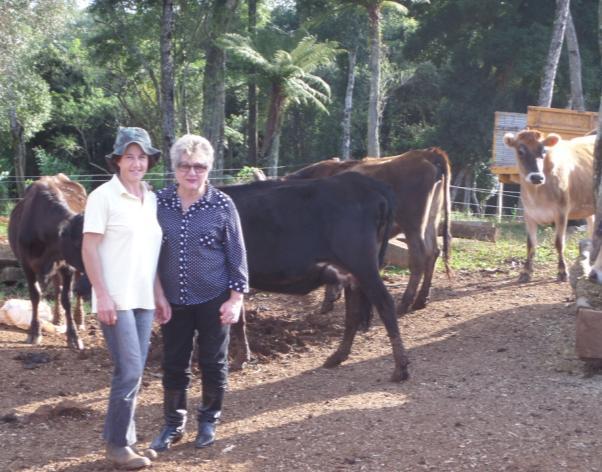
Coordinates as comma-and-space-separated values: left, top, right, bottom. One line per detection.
0, 0, 600, 205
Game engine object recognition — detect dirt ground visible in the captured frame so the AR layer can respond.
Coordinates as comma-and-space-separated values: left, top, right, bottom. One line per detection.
1, 264, 602, 472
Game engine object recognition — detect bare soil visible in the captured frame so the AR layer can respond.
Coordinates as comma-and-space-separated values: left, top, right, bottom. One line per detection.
1, 265, 602, 472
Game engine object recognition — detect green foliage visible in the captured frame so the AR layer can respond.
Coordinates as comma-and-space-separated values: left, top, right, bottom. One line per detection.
33, 148, 80, 177
234, 166, 264, 183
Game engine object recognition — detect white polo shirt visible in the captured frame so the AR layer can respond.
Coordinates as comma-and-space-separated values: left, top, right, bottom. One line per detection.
83, 175, 162, 312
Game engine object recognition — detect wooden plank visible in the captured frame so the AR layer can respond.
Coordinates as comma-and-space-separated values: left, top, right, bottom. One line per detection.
527, 106, 598, 140
576, 308, 602, 359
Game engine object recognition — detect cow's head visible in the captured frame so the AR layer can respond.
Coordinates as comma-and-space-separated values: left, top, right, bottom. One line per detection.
59, 213, 84, 273
589, 224, 602, 284
504, 130, 561, 186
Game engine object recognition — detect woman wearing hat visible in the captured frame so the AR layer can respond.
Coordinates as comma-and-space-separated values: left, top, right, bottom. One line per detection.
82, 127, 172, 470
149, 134, 248, 453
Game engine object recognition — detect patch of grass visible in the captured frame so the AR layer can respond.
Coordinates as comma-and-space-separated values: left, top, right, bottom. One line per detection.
444, 221, 583, 273
0, 216, 7, 240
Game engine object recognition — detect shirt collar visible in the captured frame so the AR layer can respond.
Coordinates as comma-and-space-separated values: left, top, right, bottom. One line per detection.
109, 174, 149, 199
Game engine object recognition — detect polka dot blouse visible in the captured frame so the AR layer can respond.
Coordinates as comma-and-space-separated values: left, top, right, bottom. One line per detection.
156, 183, 249, 305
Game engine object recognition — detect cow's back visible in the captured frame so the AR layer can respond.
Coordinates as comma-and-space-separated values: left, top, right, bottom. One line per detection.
347, 149, 449, 236
522, 135, 595, 223
220, 173, 394, 291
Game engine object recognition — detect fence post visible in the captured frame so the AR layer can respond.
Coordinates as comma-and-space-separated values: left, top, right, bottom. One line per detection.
497, 182, 504, 222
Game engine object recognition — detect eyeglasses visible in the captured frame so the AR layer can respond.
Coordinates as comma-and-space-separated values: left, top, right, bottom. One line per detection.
176, 163, 209, 174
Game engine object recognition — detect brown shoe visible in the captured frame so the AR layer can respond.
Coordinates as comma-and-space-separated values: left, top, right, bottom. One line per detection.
106, 444, 151, 470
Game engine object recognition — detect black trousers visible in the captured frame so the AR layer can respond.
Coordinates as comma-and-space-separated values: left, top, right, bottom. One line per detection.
161, 291, 230, 423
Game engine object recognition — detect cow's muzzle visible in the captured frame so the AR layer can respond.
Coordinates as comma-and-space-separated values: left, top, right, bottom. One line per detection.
526, 172, 545, 185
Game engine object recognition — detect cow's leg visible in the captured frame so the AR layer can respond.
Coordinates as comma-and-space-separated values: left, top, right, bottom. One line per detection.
413, 227, 440, 311
229, 305, 250, 371
323, 286, 365, 368
51, 273, 62, 325
320, 283, 343, 314
554, 214, 568, 282
59, 267, 83, 350
359, 273, 409, 382
73, 272, 85, 330
319, 266, 346, 313
24, 266, 43, 345
519, 217, 538, 283
397, 231, 426, 316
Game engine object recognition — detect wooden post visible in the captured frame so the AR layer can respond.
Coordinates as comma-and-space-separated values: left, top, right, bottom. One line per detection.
497, 182, 504, 221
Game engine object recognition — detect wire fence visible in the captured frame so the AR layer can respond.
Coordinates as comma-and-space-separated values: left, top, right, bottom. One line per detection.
0, 164, 525, 222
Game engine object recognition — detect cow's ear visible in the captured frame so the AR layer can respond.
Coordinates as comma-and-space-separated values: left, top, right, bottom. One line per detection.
542, 133, 561, 147
503, 133, 517, 148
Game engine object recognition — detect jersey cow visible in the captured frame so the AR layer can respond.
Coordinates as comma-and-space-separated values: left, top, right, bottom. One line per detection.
286, 148, 452, 316
8, 174, 87, 349
504, 130, 596, 283
222, 172, 409, 382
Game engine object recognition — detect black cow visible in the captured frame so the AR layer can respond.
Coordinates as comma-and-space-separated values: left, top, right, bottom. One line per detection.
8, 174, 87, 349
223, 172, 409, 382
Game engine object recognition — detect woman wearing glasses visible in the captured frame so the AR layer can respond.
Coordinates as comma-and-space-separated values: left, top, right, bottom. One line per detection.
150, 134, 248, 453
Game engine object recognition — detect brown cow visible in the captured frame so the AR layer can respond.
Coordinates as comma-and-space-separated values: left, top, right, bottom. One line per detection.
503, 130, 595, 283
286, 148, 452, 315
8, 174, 87, 349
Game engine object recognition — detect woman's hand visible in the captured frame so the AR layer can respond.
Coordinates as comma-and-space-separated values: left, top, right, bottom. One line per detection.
97, 293, 117, 325
220, 292, 243, 325
155, 293, 172, 325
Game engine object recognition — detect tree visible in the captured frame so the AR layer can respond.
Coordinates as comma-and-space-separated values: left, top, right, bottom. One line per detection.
565, 10, 585, 110
160, 0, 176, 174
223, 33, 338, 176
538, 0, 571, 107
0, 0, 74, 195
201, 0, 240, 177
592, 0, 602, 261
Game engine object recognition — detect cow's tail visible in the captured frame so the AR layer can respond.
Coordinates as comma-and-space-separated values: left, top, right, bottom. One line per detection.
429, 147, 453, 278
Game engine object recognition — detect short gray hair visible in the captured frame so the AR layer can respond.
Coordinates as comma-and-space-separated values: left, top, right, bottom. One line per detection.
170, 134, 214, 170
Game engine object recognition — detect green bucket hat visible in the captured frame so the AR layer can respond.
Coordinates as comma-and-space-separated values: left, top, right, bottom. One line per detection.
106, 126, 161, 160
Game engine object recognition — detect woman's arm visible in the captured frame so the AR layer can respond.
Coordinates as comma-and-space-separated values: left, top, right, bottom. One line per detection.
82, 233, 117, 325
154, 275, 172, 324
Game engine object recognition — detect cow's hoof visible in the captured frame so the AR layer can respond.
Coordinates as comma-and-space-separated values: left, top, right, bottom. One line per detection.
68, 337, 84, 350
390, 367, 410, 383
517, 273, 531, 284
26, 333, 42, 345
323, 354, 344, 368
396, 304, 411, 317
557, 272, 568, 283
411, 299, 427, 311
319, 301, 335, 314
229, 358, 248, 371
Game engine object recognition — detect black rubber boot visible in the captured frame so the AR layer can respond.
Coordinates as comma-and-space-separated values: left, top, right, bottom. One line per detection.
195, 385, 223, 448
195, 421, 216, 448
150, 389, 187, 452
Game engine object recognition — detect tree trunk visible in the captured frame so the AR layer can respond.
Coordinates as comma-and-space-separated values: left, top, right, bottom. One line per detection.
565, 10, 585, 111
9, 107, 26, 196
450, 168, 466, 209
366, 5, 381, 157
260, 84, 285, 176
341, 48, 357, 160
201, 0, 239, 178
591, 0, 601, 263
462, 171, 471, 213
247, 0, 258, 166
538, 0, 570, 107
160, 0, 176, 175
265, 128, 281, 179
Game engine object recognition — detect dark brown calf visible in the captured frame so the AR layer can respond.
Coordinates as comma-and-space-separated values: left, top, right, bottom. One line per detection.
8, 174, 87, 348
286, 148, 452, 315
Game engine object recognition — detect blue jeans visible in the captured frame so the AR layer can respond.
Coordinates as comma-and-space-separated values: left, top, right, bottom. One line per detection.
101, 308, 154, 447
